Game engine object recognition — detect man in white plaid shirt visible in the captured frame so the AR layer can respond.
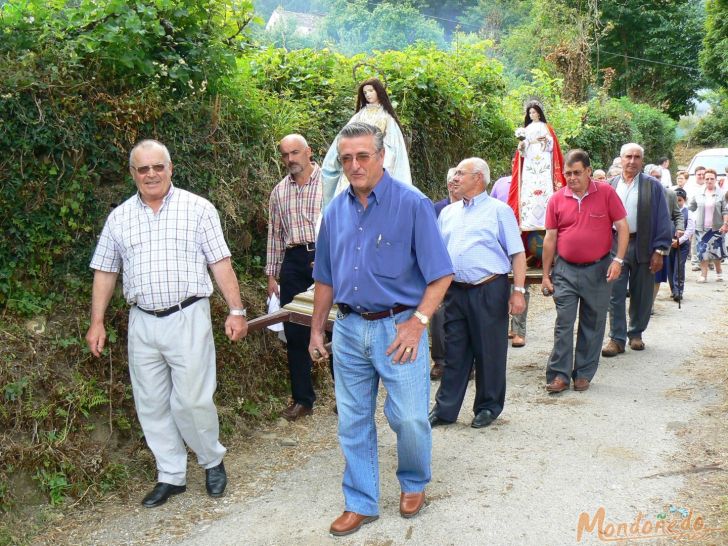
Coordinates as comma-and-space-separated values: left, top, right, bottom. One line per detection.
85, 139, 248, 508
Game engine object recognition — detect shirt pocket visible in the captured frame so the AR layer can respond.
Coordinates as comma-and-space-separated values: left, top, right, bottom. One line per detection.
372, 238, 405, 279
588, 212, 611, 231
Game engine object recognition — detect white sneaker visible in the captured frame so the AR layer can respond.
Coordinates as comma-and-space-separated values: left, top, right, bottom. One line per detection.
716, 274, 723, 282
697, 275, 707, 283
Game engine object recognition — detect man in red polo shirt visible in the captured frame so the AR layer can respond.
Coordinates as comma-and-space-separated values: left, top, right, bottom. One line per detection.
541, 149, 629, 393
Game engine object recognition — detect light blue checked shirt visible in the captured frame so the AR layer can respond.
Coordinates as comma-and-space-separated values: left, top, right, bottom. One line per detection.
438, 191, 525, 283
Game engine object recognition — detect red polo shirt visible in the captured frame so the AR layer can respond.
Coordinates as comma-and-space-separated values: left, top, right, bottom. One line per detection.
545, 180, 627, 263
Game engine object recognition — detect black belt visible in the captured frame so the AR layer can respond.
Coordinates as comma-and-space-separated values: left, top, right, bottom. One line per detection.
560, 253, 611, 268
286, 242, 315, 252
451, 274, 502, 290
338, 304, 411, 321
629, 233, 637, 239
137, 296, 202, 317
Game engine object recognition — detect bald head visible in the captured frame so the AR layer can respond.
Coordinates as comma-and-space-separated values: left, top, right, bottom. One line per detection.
279, 134, 308, 149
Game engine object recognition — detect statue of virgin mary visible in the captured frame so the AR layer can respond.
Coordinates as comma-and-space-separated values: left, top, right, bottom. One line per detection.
321, 78, 412, 207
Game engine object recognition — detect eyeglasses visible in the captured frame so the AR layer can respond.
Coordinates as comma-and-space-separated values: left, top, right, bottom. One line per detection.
454, 170, 478, 177
131, 163, 167, 175
564, 169, 585, 177
338, 152, 379, 166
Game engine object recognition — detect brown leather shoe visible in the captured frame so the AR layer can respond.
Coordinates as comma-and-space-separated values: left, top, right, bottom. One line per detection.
329, 511, 378, 536
281, 402, 312, 421
629, 337, 645, 351
546, 377, 569, 393
429, 362, 444, 380
400, 491, 426, 518
573, 378, 590, 391
601, 339, 625, 357
511, 335, 526, 348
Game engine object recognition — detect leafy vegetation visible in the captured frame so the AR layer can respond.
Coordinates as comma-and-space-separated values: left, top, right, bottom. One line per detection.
0, 0, 716, 540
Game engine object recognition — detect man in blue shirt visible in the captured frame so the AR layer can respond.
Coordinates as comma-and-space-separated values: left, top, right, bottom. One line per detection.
429, 157, 527, 429
309, 122, 453, 537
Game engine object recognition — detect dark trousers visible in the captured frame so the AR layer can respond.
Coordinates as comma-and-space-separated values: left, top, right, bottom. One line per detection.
547, 256, 612, 384
280, 246, 317, 408
667, 243, 689, 296
608, 239, 655, 344
430, 304, 446, 366
434, 275, 509, 421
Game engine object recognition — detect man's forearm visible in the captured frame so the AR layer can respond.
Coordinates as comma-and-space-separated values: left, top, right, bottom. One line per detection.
311, 282, 334, 335
541, 231, 557, 277
416, 274, 453, 318
209, 257, 244, 310
90, 270, 119, 324
615, 219, 629, 259
511, 252, 526, 286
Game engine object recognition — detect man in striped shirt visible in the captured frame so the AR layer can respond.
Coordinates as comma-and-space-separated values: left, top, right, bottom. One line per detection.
266, 134, 324, 420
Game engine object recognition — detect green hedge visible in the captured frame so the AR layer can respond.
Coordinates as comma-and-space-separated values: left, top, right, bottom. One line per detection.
569, 97, 676, 168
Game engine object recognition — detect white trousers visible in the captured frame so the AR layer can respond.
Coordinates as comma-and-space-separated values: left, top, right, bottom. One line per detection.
128, 298, 226, 485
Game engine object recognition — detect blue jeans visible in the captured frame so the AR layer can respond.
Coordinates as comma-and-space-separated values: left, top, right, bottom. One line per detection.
332, 309, 431, 516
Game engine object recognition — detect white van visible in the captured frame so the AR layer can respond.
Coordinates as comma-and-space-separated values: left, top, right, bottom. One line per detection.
686, 148, 728, 183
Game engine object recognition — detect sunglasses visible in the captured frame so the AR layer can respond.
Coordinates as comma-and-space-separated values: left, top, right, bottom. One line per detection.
132, 163, 167, 175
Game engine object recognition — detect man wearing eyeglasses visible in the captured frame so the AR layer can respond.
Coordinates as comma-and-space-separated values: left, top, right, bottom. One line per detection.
265, 134, 326, 421
428, 158, 527, 430
85, 139, 248, 508
309, 122, 453, 537
541, 149, 628, 393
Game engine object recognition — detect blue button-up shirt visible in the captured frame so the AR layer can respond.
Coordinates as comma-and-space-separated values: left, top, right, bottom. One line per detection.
314, 171, 453, 312
438, 190, 524, 283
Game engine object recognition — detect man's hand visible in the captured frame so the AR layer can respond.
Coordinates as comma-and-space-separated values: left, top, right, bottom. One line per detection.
225, 315, 248, 341
541, 276, 554, 296
85, 322, 107, 357
267, 276, 280, 298
675, 230, 685, 239
386, 317, 426, 364
308, 329, 329, 362
649, 251, 664, 273
720, 224, 728, 234
509, 291, 526, 315
606, 261, 622, 282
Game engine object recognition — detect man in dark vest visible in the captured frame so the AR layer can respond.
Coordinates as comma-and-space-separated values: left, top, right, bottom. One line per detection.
602, 143, 673, 356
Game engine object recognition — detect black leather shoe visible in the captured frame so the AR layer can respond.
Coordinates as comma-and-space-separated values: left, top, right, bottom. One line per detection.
428, 409, 453, 428
141, 482, 186, 508
206, 461, 227, 497
471, 409, 496, 429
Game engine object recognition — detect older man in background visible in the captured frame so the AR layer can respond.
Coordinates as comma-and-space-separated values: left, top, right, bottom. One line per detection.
602, 143, 672, 357
429, 157, 526, 429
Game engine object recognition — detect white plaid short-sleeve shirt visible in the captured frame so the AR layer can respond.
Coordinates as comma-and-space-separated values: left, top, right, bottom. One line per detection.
90, 185, 231, 310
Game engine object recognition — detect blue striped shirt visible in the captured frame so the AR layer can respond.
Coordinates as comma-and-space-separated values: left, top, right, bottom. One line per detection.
438, 191, 524, 283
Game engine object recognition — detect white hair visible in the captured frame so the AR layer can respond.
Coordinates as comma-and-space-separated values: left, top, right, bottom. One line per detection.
645, 164, 662, 177
463, 157, 490, 186
446, 168, 457, 183
620, 143, 644, 157
129, 139, 171, 166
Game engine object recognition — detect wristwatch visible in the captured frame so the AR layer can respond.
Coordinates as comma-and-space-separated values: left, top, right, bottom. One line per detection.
655, 249, 669, 256
513, 286, 526, 294
413, 310, 429, 325
229, 308, 247, 317
612, 256, 624, 265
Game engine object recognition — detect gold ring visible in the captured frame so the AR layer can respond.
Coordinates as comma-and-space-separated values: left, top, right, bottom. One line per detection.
404, 347, 413, 352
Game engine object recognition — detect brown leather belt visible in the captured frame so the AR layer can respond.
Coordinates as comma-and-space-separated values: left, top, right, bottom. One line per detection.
451, 274, 501, 290
628, 233, 637, 239
338, 304, 412, 320
137, 296, 202, 317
